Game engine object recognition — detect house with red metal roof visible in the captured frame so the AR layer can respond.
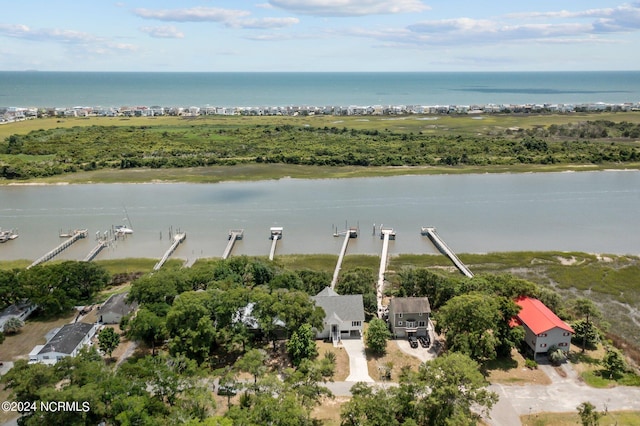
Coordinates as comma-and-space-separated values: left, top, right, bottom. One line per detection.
513, 296, 574, 359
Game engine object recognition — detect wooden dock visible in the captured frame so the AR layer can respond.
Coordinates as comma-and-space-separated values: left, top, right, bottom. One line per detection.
83, 240, 108, 262
28, 229, 88, 269
330, 227, 358, 290
377, 228, 395, 318
222, 229, 244, 260
154, 232, 186, 271
268, 227, 283, 261
422, 227, 474, 278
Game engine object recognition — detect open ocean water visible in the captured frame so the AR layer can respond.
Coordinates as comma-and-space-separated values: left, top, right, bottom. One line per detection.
1, 71, 639, 108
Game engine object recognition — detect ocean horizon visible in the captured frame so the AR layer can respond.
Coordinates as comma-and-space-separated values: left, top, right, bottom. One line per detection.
1, 71, 639, 109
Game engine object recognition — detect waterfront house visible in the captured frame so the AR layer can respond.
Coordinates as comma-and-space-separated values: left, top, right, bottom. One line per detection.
311, 287, 364, 343
512, 296, 574, 358
29, 322, 98, 364
98, 292, 137, 325
388, 297, 431, 338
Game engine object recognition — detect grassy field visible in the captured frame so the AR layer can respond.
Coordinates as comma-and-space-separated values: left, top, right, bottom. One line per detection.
520, 411, 640, 425
3, 112, 640, 141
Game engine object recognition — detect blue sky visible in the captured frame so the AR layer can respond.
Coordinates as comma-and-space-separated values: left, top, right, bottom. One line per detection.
1, 1, 640, 71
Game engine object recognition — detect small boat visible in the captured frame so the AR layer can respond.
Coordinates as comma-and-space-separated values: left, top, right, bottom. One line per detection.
115, 206, 134, 235
0, 228, 18, 243
115, 224, 134, 235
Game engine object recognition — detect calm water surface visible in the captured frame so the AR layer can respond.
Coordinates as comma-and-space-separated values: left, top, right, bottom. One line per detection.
0, 171, 638, 262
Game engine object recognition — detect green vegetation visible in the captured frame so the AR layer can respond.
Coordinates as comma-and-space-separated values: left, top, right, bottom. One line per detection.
522, 410, 640, 426
341, 353, 498, 425
0, 261, 110, 316
1, 114, 639, 182
364, 318, 391, 355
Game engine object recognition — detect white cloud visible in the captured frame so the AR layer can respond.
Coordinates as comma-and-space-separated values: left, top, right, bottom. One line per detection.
233, 17, 300, 29
133, 7, 250, 23
0, 23, 137, 54
140, 25, 185, 39
268, 0, 430, 17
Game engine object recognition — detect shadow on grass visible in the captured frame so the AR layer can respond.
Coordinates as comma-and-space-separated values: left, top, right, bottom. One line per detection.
482, 356, 518, 373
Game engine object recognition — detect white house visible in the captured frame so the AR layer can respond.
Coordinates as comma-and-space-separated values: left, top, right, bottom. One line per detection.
512, 296, 574, 358
311, 287, 364, 343
30, 322, 98, 364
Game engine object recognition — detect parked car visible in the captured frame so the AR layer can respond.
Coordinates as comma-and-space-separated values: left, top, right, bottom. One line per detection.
408, 336, 419, 348
418, 336, 429, 348
217, 385, 237, 396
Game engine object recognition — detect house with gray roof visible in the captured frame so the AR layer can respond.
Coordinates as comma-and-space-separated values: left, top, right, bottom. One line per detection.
0, 301, 37, 332
311, 287, 364, 343
29, 322, 98, 365
388, 297, 431, 338
98, 292, 137, 324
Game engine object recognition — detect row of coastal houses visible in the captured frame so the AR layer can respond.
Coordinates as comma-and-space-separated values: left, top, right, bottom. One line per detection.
3, 101, 639, 122
13, 286, 573, 364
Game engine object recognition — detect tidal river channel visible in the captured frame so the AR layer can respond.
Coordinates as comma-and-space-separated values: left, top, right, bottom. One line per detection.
0, 171, 638, 263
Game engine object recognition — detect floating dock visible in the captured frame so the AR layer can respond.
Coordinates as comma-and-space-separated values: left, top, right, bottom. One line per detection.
222, 229, 244, 260
330, 227, 358, 290
377, 228, 395, 318
28, 229, 88, 269
154, 232, 186, 271
268, 227, 283, 261
422, 227, 474, 278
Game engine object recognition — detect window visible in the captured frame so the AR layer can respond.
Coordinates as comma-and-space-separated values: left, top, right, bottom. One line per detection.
558, 342, 568, 347
398, 321, 403, 326
406, 321, 415, 328
398, 313, 403, 318
563, 332, 571, 336
418, 321, 426, 327
352, 321, 361, 327
419, 312, 422, 316
540, 343, 547, 348
538, 333, 548, 337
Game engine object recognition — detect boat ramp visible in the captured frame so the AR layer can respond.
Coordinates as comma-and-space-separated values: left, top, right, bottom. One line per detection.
421, 227, 474, 278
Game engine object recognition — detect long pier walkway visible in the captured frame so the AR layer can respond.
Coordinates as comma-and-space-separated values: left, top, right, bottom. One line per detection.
222, 229, 244, 260
330, 227, 358, 290
422, 227, 474, 278
154, 232, 186, 271
268, 227, 283, 261
28, 229, 88, 269
83, 240, 108, 262
376, 228, 395, 318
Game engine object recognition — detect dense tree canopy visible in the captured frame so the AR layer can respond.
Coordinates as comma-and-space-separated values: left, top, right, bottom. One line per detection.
2, 120, 639, 180
341, 353, 497, 426
0, 261, 110, 316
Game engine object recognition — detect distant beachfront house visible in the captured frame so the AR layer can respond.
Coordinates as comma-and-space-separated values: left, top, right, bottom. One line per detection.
29, 322, 98, 365
98, 292, 137, 325
512, 296, 574, 359
388, 297, 431, 338
0, 301, 37, 332
311, 287, 364, 343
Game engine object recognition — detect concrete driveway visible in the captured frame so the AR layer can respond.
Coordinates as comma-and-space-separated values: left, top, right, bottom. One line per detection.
340, 339, 374, 383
